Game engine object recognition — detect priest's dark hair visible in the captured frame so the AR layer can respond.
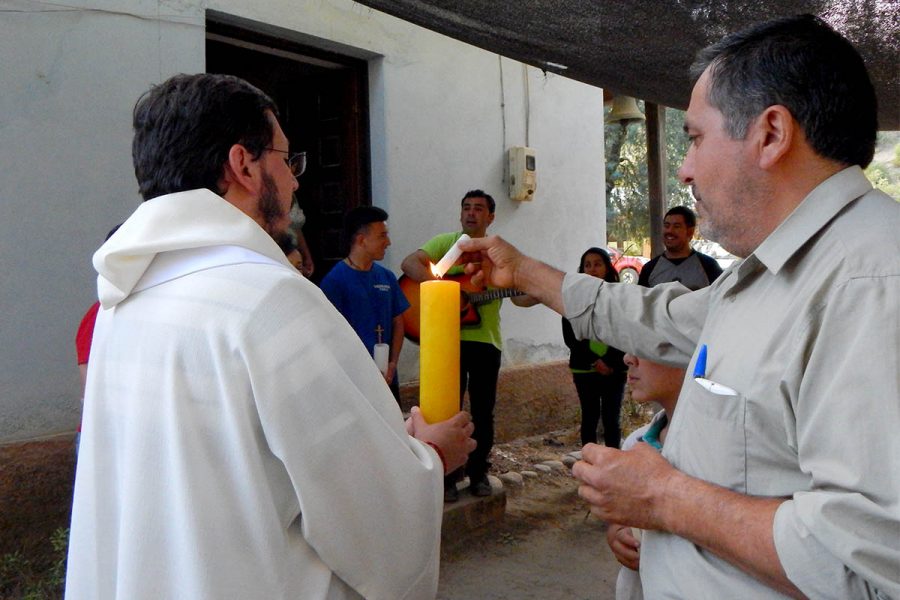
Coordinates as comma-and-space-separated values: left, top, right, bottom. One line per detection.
131, 73, 278, 201
691, 14, 877, 168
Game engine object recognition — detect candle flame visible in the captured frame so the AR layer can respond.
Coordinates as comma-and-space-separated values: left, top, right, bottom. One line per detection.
430, 263, 443, 279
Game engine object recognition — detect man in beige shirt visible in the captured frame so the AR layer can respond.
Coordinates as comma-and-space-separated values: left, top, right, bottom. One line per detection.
460, 15, 899, 600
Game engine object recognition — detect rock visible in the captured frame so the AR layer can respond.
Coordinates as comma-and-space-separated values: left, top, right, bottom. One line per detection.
487, 474, 504, 491
533, 464, 552, 473
567, 450, 583, 460
562, 455, 577, 468
498, 472, 524, 486
541, 460, 565, 471
521, 470, 538, 478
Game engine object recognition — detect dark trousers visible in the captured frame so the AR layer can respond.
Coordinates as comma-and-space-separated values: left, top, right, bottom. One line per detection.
572, 371, 625, 447
445, 341, 501, 485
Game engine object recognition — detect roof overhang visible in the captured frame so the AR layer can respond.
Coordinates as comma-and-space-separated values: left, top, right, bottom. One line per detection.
355, 0, 899, 129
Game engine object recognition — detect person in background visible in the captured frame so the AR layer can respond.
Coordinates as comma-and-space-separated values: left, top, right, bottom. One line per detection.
73, 224, 121, 456
320, 206, 408, 402
561, 248, 626, 448
288, 197, 315, 277
606, 352, 685, 600
274, 231, 305, 273
637, 206, 722, 289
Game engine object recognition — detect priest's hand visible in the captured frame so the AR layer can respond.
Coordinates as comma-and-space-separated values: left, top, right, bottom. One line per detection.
407, 407, 476, 474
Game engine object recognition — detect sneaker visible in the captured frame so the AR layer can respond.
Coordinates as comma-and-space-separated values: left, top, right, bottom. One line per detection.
470, 476, 492, 497
444, 484, 460, 503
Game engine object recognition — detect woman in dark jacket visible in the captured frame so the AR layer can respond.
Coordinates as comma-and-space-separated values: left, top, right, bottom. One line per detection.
562, 247, 627, 447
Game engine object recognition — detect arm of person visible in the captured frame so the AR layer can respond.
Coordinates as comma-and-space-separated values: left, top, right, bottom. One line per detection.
510, 293, 540, 307
401, 249, 437, 283
637, 257, 656, 287
770, 274, 900, 598
385, 313, 404, 383
252, 277, 474, 599
294, 230, 314, 277
698, 253, 723, 283
574, 444, 803, 598
460, 235, 704, 367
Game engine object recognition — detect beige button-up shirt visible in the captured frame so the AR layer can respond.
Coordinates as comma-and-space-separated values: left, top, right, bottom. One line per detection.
564, 167, 899, 599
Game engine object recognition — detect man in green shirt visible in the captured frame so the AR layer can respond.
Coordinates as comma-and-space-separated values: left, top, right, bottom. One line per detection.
402, 190, 534, 501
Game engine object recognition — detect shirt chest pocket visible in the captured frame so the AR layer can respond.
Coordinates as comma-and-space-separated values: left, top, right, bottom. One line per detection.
663, 381, 748, 493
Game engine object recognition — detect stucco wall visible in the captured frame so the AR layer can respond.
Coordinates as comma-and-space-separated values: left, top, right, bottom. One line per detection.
0, 0, 605, 441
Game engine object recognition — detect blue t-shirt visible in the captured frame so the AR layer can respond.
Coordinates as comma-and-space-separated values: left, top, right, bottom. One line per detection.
320, 261, 410, 356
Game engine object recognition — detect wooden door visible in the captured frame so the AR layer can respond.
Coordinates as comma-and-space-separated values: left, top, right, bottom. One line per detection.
206, 23, 370, 283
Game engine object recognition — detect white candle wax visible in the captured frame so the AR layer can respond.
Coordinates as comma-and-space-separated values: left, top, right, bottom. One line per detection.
431, 233, 471, 278
373, 343, 389, 375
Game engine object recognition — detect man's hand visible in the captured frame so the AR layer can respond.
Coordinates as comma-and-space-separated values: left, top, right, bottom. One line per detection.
458, 235, 523, 289
458, 235, 567, 314
407, 406, 476, 474
606, 524, 641, 571
572, 442, 678, 530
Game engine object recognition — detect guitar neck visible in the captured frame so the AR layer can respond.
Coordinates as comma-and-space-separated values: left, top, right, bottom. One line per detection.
469, 288, 524, 306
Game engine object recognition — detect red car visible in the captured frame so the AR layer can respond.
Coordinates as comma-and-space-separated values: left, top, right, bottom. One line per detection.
606, 246, 647, 284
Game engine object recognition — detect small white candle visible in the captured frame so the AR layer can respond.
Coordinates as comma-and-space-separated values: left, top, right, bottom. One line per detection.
431, 233, 471, 278
373, 343, 389, 375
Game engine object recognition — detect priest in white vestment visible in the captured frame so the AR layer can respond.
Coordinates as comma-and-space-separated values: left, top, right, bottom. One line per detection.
66, 73, 475, 600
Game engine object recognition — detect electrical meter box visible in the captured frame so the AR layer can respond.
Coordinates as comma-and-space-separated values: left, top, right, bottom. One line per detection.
508, 146, 536, 201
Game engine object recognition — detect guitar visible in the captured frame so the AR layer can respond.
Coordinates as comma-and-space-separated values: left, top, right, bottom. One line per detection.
399, 274, 524, 343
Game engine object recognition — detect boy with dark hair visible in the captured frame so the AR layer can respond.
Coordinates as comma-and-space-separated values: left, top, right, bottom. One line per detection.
321, 206, 409, 401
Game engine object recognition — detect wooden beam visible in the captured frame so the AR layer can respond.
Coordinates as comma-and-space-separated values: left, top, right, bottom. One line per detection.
645, 102, 667, 258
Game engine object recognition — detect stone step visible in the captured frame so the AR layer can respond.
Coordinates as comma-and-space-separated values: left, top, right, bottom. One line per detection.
440, 477, 506, 546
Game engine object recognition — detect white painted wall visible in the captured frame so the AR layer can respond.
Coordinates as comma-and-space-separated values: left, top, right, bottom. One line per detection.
0, 0, 605, 441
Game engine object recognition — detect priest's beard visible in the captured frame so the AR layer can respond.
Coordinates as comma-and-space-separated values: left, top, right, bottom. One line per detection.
258, 171, 289, 237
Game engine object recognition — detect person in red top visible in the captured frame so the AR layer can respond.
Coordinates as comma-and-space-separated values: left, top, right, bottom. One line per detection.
74, 226, 120, 454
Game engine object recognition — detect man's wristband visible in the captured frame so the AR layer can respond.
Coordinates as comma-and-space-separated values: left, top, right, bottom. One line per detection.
425, 441, 447, 474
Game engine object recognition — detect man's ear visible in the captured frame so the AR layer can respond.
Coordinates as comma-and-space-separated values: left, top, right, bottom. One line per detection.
754, 105, 795, 170
221, 144, 262, 196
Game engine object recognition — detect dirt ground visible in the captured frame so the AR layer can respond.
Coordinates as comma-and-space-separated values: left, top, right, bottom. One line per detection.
439, 430, 624, 599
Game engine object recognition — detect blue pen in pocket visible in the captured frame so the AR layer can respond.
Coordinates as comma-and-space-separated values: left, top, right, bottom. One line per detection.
693, 344, 738, 396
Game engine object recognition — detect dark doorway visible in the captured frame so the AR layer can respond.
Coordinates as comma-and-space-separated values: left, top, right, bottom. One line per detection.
206, 20, 371, 283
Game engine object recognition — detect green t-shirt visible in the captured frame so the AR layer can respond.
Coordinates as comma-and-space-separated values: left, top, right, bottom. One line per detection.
420, 231, 503, 350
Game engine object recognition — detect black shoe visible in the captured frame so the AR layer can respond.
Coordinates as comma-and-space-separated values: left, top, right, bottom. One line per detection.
470, 476, 492, 497
444, 484, 460, 503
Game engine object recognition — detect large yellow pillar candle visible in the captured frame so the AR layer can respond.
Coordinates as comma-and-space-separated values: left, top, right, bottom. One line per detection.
419, 279, 460, 423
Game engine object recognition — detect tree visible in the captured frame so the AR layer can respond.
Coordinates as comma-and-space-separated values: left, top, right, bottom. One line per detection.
605, 103, 693, 248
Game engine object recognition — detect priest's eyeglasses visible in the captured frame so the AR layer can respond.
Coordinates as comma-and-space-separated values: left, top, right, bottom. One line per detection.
266, 149, 307, 178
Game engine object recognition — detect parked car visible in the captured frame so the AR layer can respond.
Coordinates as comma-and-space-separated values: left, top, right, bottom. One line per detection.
606, 246, 648, 284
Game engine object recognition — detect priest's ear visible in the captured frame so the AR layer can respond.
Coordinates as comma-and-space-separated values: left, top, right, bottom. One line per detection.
220, 143, 263, 196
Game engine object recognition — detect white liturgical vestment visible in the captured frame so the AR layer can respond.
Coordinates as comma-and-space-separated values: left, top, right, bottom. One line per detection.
66, 189, 444, 599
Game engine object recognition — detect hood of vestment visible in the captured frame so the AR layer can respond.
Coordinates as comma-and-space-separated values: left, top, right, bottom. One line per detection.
93, 188, 289, 308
